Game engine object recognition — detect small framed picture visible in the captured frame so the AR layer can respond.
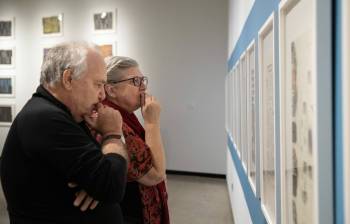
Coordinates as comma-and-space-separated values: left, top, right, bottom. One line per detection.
93, 10, 117, 33
0, 75, 15, 98
0, 47, 15, 69
42, 13, 63, 36
0, 104, 15, 126
0, 17, 15, 39
95, 42, 117, 58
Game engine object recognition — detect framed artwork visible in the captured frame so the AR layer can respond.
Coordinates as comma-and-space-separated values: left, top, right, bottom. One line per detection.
279, 0, 315, 223
225, 72, 229, 133
230, 70, 234, 140
96, 42, 117, 59
232, 67, 237, 145
0, 104, 15, 126
42, 13, 63, 36
0, 47, 15, 69
236, 61, 242, 158
258, 13, 276, 224
93, 10, 117, 33
0, 17, 15, 39
0, 75, 15, 97
240, 52, 248, 171
343, 0, 350, 222
247, 40, 257, 192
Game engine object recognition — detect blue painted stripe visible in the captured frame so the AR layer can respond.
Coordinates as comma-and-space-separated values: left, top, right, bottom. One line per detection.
335, 0, 344, 223
227, 0, 280, 72
228, 135, 267, 224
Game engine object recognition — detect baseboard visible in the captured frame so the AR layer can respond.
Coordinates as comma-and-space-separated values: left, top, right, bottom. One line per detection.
166, 170, 225, 179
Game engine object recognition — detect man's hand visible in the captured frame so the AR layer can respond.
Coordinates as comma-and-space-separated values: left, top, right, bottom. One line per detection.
84, 103, 123, 136
68, 182, 99, 211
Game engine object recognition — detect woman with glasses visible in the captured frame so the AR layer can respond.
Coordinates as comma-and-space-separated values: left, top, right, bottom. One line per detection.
102, 56, 169, 224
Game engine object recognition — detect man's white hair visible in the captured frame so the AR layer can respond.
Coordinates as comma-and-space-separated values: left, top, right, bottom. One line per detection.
40, 41, 100, 86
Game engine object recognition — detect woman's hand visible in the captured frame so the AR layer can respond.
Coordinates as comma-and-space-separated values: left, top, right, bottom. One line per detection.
141, 94, 161, 125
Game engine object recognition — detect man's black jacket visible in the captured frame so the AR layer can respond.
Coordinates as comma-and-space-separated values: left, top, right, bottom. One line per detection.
0, 85, 127, 224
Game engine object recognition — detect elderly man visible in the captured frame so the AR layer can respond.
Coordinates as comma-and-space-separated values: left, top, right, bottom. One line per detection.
0, 42, 128, 223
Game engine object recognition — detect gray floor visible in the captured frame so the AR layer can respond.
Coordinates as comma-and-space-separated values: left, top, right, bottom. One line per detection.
0, 174, 234, 224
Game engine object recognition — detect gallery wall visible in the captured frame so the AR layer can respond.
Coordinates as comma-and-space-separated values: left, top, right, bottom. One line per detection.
227, 0, 333, 223
0, 0, 228, 174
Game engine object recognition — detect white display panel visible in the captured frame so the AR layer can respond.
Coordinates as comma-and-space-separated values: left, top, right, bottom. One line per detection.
247, 40, 257, 193
279, 0, 316, 223
258, 13, 276, 224
343, 0, 350, 222
240, 53, 248, 171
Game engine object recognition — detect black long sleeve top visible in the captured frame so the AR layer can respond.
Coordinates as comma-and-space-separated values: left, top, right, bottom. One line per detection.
0, 85, 127, 224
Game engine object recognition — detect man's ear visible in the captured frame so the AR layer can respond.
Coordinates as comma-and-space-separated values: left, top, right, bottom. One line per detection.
62, 69, 73, 90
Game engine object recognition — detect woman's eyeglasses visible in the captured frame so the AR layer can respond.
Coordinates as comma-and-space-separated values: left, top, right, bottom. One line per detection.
108, 76, 148, 87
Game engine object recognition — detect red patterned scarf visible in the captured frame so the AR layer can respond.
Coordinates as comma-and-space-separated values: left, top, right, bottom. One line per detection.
102, 99, 170, 224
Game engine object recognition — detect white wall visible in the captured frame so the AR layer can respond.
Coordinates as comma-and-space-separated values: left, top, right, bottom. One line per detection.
0, 0, 228, 174
228, 0, 255, 56
227, 0, 255, 222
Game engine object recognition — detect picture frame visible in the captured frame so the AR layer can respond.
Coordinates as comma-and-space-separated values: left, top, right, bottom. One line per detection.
279, 1, 316, 223
233, 65, 238, 148
0, 17, 15, 40
0, 47, 15, 69
0, 75, 15, 98
95, 42, 117, 59
236, 61, 242, 158
226, 71, 231, 134
280, 0, 333, 223
0, 104, 15, 126
232, 66, 236, 146
247, 39, 257, 194
93, 9, 117, 33
240, 52, 248, 172
258, 12, 276, 224
343, 0, 350, 222
42, 13, 63, 37
229, 70, 234, 141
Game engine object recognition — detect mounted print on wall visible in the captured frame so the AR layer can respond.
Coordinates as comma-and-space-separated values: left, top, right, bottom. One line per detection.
343, 0, 350, 222
0, 48, 15, 69
279, 0, 316, 223
42, 14, 63, 36
93, 10, 116, 33
240, 52, 248, 172
0, 76, 15, 97
258, 13, 276, 224
96, 42, 117, 58
0, 104, 15, 126
0, 17, 15, 39
247, 40, 257, 192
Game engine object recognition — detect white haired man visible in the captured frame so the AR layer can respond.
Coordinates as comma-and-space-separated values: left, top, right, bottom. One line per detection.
0, 42, 128, 223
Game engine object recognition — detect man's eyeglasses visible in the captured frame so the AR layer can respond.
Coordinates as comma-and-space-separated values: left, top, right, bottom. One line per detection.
108, 76, 148, 87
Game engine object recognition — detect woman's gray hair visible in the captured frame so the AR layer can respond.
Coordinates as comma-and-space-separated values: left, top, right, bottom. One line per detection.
40, 41, 99, 86
105, 56, 139, 83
